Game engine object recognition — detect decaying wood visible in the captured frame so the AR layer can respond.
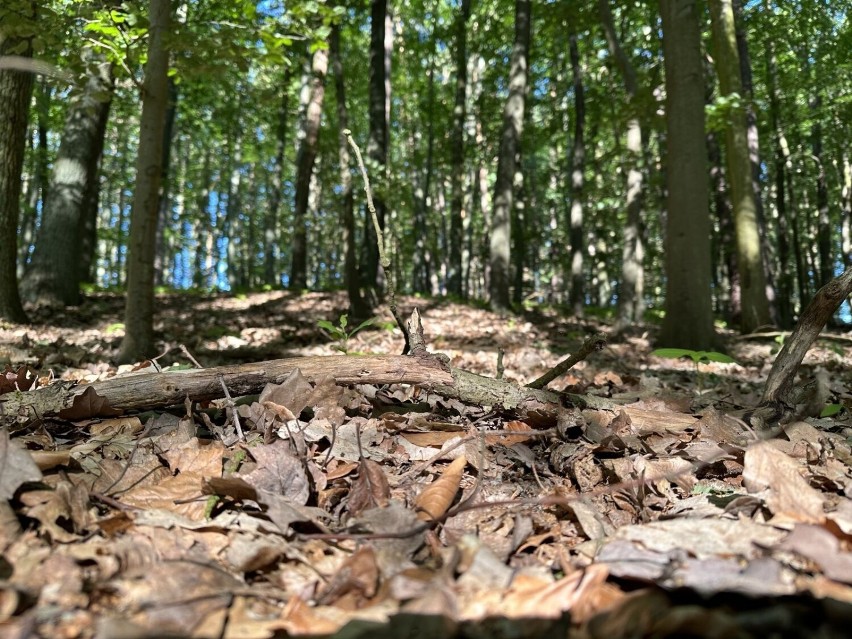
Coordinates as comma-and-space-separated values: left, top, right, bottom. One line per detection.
758, 265, 852, 423
1, 350, 672, 431
1, 355, 454, 425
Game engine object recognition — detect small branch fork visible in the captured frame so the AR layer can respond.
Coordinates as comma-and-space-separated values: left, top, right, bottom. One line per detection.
527, 332, 607, 390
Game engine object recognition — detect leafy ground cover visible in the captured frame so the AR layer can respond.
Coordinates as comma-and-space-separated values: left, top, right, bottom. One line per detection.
1, 291, 851, 638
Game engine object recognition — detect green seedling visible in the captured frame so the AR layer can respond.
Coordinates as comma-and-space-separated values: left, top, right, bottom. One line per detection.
652, 348, 736, 394
820, 403, 842, 418
317, 314, 379, 354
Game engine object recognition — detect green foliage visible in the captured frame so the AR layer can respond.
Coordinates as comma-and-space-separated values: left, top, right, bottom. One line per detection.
820, 403, 842, 418
652, 349, 736, 365
318, 314, 379, 354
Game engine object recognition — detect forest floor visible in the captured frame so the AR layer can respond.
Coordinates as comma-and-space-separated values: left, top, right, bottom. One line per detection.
1, 290, 852, 638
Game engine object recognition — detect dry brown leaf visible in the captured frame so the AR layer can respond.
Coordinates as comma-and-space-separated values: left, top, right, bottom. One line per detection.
743, 441, 825, 523
58, 385, 122, 419
416, 455, 466, 521
347, 458, 390, 516
401, 430, 460, 447
485, 420, 534, 446
315, 545, 380, 607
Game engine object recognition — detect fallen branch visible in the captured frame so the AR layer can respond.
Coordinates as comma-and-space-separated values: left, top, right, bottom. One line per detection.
756, 265, 852, 424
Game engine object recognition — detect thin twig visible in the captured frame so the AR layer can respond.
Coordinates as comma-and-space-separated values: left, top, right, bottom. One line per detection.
218, 375, 245, 441
527, 332, 607, 390
343, 129, 410, 352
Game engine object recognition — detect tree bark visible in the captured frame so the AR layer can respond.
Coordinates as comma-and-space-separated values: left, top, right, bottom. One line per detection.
263, 69, 290, 288
290, 47, 328, 291
22, 50, 113, 306
489, 0, 530, 311
567, 32, 586, 316
709, 0, 771, 333
658, 0, 716, 350
447, 0, 471, 297
361, 0, 391, 296
598, 0, 645, 326
118, 0, 173, 363
0, 0, 36, 324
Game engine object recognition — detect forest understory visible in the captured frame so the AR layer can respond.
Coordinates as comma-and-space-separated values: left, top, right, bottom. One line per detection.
1, 290, 851, 638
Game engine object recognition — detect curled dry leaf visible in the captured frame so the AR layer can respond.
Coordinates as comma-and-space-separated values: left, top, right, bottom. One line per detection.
416, 455, 467, 521
347, 458, 390, 517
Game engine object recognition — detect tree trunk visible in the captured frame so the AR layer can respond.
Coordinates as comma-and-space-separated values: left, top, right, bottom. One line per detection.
263, 70, 290, 288
290, 46, 328, 291
412, 21, 437, 295
447, 0, 470, 297
598, 0, 645, 326
810, 95, 832, 288
709, 0, 771, 333
567, 32, 586, 316
733, 0, 776, 322
153, 78, 178, 287
0, 0, 36, 324
658, 0, 716, 350
18, 78, 50, 277
362, 0, 391, 296
22, 50, 113, 306
118, 0, 172, 363
489, 0, 530, 311
330, 25, 368, 319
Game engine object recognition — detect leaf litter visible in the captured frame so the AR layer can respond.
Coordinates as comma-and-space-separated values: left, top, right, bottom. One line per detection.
0, 291, 851, 637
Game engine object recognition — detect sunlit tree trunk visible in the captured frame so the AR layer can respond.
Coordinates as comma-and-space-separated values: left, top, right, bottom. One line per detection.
118, 0, 172, 363
598, 0, 645, 326
709, 0, 771, 333
447, 0, 470, 297
567, 31, 586, 316
810, 94, 832, 287
330, 24, 368, 318
659, 0, 715, 350
18, 79, 50, 277
23, 50, 113, 306
290, 46, 328, 291
412, 20, 436, 295
489, 0, 530, 311
0, 0, 36, 324
733, 0, 776, 320
362, 0, 391, 296
192, 151, 212, 288
264, 69, 290, 287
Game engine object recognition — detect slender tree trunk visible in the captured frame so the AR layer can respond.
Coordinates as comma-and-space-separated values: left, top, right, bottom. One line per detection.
290, 47, 328, 291
78, 70, 113, 286
598, 0, 645, 326
567, 32, 586, 316
412, 21, 437, 295
118, 0, 172, 363
22, 51, 113, 306
264, 69, 290, 287
810, 94, 832, 287
152, 78, 178, 287
489, 0, 530, 311
330, 25, 367, 318
447, 0, 470, 297
18, 79, 50, 277
0, 0, 36, 324
709, 0, 771, 333
362, 0, 391, 296
658, 0, 715, 350
733, 0, 776, 321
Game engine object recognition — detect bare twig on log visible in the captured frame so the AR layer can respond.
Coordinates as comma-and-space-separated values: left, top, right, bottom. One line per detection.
757, 266, 852, 424
527, 332, 607, 390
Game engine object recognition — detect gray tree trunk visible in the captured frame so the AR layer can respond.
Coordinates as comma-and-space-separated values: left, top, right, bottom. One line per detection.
659, 0, 716, 350
598, 0, 645, 326
22, 50, 113, 306
489, 0, 530, 311
118, 0, 172, 363
0, 0, 36, 324
567, 32, 586, 316
290, 46, 328, 291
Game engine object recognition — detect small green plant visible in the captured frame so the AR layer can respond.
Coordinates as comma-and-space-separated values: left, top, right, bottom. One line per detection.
820, 403, 842, 418
317, 314, 379, 354
652, 348, 736, 394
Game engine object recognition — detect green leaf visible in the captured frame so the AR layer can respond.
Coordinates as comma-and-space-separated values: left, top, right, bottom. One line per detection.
652, 348, 699, 360
697, 351, 736, 364
820, 403, 842, 418
316, 320, 336, 332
